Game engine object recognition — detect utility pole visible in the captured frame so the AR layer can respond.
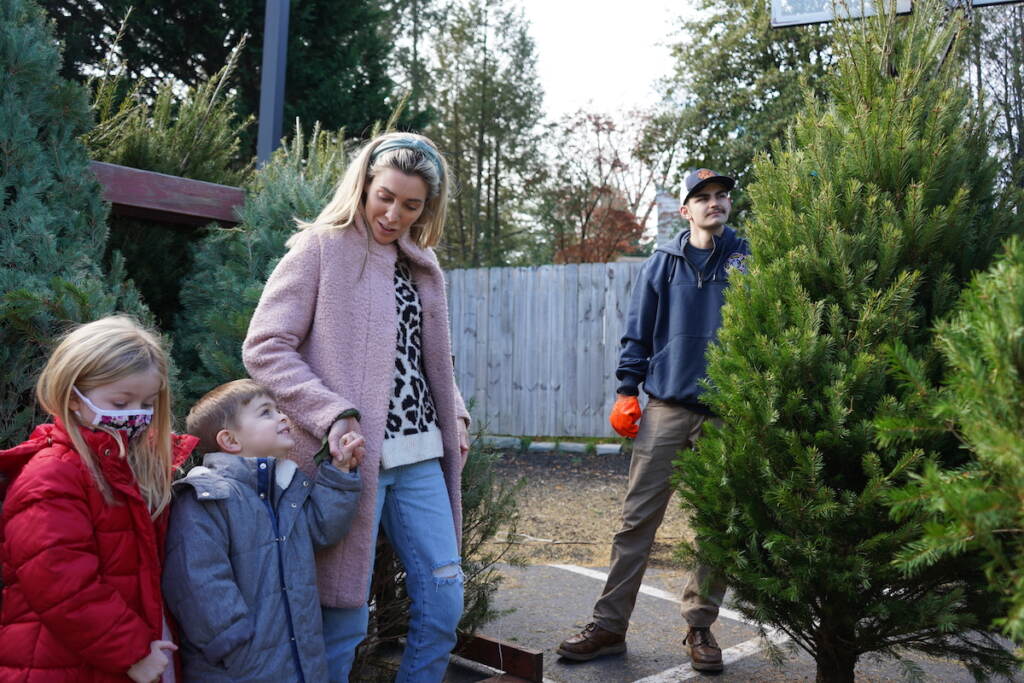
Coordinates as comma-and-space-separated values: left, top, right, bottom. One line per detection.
257, 0, 289, 165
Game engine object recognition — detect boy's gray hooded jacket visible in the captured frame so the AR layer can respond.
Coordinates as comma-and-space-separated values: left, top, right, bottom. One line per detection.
162, 453, 361, 682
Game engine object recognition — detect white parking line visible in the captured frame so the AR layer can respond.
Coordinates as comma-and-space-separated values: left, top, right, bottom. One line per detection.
632, 629, 788, 683
547, 563, 753, 626
448, 652, 561, 683
547, 563, 787, 682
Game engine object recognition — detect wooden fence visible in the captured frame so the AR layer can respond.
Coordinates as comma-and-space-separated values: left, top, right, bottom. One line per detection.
447, 261, 646, 437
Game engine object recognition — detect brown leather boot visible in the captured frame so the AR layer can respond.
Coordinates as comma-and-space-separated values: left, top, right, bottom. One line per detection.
556, 622, 627, 661
685, 627, 723, 672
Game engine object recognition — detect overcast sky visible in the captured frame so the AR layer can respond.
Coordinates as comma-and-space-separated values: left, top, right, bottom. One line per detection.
516, 0, 696, 121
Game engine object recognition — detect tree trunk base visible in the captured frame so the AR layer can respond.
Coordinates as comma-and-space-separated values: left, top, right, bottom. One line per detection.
815, 653, 857, 683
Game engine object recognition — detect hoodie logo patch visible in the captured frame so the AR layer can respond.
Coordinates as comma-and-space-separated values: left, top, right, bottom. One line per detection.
725, 252, 748, 275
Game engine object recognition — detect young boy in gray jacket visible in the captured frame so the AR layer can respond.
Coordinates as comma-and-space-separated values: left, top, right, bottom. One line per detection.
163, 379, 364, 683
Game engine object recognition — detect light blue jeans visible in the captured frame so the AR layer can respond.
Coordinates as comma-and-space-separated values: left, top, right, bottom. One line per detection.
322, 458, 463, 682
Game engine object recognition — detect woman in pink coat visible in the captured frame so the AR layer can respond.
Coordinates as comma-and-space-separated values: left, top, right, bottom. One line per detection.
242, 132, 471, 682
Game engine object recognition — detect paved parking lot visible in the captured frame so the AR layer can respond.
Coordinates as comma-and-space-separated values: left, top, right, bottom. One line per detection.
471, 563, 1021, 682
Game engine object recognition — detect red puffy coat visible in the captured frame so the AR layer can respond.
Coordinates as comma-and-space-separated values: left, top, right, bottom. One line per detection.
0, 419, 195, 682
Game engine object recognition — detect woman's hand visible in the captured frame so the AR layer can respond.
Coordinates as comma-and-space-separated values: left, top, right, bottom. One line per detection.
457, 418, 470, 465
333, 431, 366, 471
328, 417, 362, 465
127, 640, 177, 683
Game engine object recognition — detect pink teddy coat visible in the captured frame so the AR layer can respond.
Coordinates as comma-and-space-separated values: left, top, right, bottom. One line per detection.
242, 217, 469, 608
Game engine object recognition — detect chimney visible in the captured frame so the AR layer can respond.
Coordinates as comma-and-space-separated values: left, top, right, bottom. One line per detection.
655, 187, 683, 247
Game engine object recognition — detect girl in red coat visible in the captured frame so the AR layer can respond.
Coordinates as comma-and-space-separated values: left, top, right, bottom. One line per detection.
0, 315, 196, 682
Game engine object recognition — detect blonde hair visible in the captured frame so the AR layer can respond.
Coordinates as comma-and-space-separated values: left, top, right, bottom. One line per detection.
186, 379, 270, 456
36, 315, 174, 516
288, 132, 450, 249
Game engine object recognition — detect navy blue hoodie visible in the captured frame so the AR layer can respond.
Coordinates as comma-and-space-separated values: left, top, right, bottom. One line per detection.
616, 225, 750, 413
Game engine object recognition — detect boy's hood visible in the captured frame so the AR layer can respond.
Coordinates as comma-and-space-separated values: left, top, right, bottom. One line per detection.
174, 452, 298, 500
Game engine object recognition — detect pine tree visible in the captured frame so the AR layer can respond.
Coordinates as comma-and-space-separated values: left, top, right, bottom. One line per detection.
84, 37, 253, 329
84, 36, 252, 186
674, 3, 1020, 681
174, 122, 349, 408
40, 0, 421, 150
890, 235, 1024, 644
642, 0, 833, 217
427, 0, 545, 268
0, 0, 149, 445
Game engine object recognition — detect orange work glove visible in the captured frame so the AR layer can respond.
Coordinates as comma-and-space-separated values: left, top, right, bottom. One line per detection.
609, 395, 642, 438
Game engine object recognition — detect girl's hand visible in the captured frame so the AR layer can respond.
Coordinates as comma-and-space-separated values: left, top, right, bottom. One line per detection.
333, 432, 366, 471
327, 417, 361, 465
457, 418, 470, 465
127, 640, 177, 683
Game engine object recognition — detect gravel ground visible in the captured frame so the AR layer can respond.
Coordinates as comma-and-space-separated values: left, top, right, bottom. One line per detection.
489, 447, 694, 567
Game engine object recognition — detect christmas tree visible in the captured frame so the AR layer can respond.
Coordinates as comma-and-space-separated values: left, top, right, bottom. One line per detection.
173, 122, 350, 407
891, 235, 1024, 644
674, 2, 1019, 680
0, 0, 148, 445
85, 35, 253, 329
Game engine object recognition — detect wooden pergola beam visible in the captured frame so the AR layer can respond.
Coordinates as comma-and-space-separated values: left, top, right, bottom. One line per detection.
89, 161, 244, 227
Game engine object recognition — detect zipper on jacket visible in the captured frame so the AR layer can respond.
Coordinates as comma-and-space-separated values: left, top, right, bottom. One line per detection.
258, 458, 306, 683
682, 235, 717, 289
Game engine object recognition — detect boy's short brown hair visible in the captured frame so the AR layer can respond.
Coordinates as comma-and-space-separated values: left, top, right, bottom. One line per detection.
187, 379, 271, 455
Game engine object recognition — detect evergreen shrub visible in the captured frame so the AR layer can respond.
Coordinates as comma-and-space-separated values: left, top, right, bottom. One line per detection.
84, 36, 252, 186
0, 0, 149, 446
174, 122, 347, 407
84, 36, 253, 328
674, 3, 1020, 680
891, 236, 1024, 644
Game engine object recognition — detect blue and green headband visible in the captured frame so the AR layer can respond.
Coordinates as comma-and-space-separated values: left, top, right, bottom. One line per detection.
370, 137, 445, 184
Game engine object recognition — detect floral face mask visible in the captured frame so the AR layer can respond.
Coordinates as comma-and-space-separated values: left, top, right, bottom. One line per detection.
72, 386, 154, 442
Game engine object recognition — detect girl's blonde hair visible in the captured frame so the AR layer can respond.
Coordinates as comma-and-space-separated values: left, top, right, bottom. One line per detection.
288, 132, 450, 249
36, 315, 174, 517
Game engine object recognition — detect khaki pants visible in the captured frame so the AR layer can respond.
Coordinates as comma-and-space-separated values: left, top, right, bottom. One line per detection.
592, 399, 727, 635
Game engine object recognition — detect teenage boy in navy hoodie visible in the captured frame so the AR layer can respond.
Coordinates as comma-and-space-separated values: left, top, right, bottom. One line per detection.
557, 169, 749, 673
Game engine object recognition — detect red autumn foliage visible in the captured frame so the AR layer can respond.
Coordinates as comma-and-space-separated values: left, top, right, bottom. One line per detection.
553, 203, 644, 264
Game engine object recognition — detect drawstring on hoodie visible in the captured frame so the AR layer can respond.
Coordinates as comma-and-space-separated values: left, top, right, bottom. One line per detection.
658, 228, 733, 287
684, 236, 717, 289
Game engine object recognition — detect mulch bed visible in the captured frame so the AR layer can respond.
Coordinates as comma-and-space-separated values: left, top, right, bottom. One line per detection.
489, 448, 694, 567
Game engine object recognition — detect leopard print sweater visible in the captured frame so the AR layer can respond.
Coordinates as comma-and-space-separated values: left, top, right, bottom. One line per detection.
381, 258, 444, 469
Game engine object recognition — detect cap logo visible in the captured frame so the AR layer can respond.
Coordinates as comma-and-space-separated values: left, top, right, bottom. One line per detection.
697, 169, 715, 179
